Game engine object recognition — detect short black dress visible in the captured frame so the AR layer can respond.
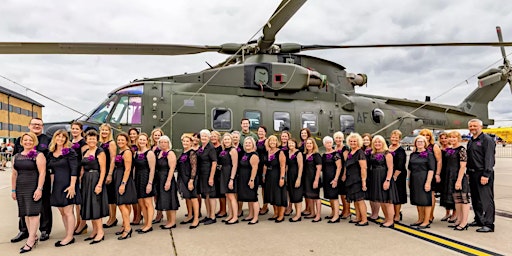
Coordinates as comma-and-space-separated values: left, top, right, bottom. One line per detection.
336, 146, 349, 195
445, 146, 470, 204
101, 141, 116, 205
264, 150, 287, 207
322, 151, 341, 200
408, 151, 436, 206
14, 151, 43, 217
256, 139, 267, 186
390, 147, 407, 204
345, 149, 367, 202
48, 148, 81, 207
154, 150, 180, 211
439, 148, 455, 209
80, 148, 109, 220
287, 151, 303, 203
213, 145, 224, 197
303, 153, 322, 199
218, 147, 237, 194
177, 150, 198, 199
237, 152, 259, 202
426, 144, 441, 192
113, 150, 138, 205
196, 143, 218, 198
134, 150, 155, 199
367, 152, 399, 203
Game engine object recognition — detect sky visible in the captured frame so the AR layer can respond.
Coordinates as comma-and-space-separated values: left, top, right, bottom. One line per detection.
1, 0, 511, 127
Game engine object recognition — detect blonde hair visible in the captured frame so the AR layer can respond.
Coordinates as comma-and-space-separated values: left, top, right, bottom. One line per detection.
448, 131, 462, 141
390, 130, 402, 139
221, 133, 234, 150
137, 133, 150, 149
150, 128, 164, 146
158, 135, 172, 150
371, 135, 388, 154
99, 123, 113, 143
333, 131, 344, 140
49, 129, 71, 152
243, 136, 256, 152
181, 133, 193, 141
346, 132, 363, 148
304, 137, 319, 154
265, 135, 280, 149
419, 129, 435, 145
21, 132, 38, 148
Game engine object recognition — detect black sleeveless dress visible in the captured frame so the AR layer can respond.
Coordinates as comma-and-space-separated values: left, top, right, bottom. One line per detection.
213, 145, 223, 198
177, 150, 198, 199
113, 150, 138, 205
134, 150, 155, 199
71, 139, 86, 204
390, 147, 407, 204
367, 152, 399, 203
14, 151, 42, 217
445, 146, 470, 204
256, 139, 267, 187
80, 148, 109, 220
322, 151, 341, 200
264, 150, 287, 207
439, 148, 455, 209
303, 153, 322, 199
48, 148, 80, 207
345, 149, 366, 202
155, 150, 180, 211
336, 146, 349, 196
286, 151, 303, 203
102, 141, 116, 205
237, 152, 259, 202
196, 143, 218, 197
218, 147, 237, 194
408, 151, 436, 206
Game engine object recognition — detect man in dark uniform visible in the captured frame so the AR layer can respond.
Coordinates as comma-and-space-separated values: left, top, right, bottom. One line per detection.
11, 118, 53, 242
467, 119, 495, 233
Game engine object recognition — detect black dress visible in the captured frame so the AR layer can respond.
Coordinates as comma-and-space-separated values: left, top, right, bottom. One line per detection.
427, 144, 440, 192
213, 145, 224, 198
71, 139, 86, 205
101, 141, 117, 205
367, 152, 399, 203
408, 151, 436, 206
237, 152, 259, 202
155, 150, 180, 211
177, 150, 198, 199
196, 143, 218, 198
303, 153, 322, 199
14, 152, 42, 217
48, 148, 81, 207
322, 151, 341, 200
264, 150, 287, 207
287, 151, 303, 203
218, 147, 237, 194
445, 146, 470, 204
113, 150, 138, 205
390, 147, 407, 204
256, 139, 267, 186
439, 148, 455, 209
80, 148, 109, 220
133, 150, 155, 199
345, 149, 366, 202
336, 146, 349, 195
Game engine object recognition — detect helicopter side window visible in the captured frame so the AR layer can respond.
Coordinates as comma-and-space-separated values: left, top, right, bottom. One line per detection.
273, 111, 290, 132
212, 108, 232, 131
301, 112, 318, 133
372, 108, 385, 124
109, 96, 142, 124
340, 115, 355, 134
88, 96, 117, 123
244, 110, 262, 130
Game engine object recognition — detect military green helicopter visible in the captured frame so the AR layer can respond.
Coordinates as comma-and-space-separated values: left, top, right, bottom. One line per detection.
1, 0, 511, 146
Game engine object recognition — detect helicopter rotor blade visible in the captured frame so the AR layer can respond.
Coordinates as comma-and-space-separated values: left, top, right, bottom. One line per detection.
496, 26, 508, 62
0, 42, 224, 55
298, 42, 512, 51
257, 0, 307, 52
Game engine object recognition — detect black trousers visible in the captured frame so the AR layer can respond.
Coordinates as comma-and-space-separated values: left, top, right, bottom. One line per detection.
19, 172, 53, 233
468, 170, 495, 230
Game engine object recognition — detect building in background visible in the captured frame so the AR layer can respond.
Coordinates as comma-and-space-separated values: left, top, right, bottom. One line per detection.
0, 85, 44, 143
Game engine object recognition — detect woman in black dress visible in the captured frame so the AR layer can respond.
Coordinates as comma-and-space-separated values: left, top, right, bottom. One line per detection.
150, 128, 164, 224
446, 131, 470, 231
80, 130, 108, 244
256, 126, 268, 215
438, 132, 456, 222
286, 139, 303, 222
408, 135, 436, 229
197, 129, 218, 225
303, 137, 322, 222
177, 134, 200, 229
155, 135, 180, 229
133, 133, 156, 234
211, 130, 226, 218
342, 133, 368, 226
322, 136, 342, 223
128, 127, 142, 225
279, 131, 293, 216
362, 133, 379, 221
70, 122, 87, 235
100, 123, 118, 229
367, 135, 399, 228
48, 129, 79, 246
388, 130, 407, 223
113, 133, 138, 240
298, 128, 311, 153
334, 131, 351, 219
263, 135, 287, 222
419, 129, 442, 223
237, 137, 260, 225
11, 132, 46, 253
219, 133, 239, 224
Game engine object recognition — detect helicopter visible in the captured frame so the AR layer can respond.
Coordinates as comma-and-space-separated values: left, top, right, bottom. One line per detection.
1, 0, 511, 147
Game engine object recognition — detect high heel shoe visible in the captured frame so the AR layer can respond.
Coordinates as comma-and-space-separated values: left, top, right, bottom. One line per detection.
454, 224, 469, 231
118, 229, 133, 240
448, 223, 459, 228
103, 219, 118, 228
90, 236, 104, 244
74, 224, 88, 235
115, 229, 124, 236
20, 239, 37, 254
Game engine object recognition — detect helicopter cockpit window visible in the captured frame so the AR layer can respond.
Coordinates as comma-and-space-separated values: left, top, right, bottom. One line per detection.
212, 108, 232, 130
244, 110, 262, 130
273, 112, 290, 132
88, 96, 117, 123
372, 108, 385, 124
109, 96, 142, 124
301, 113, 318, 133
340, 115, 355, 134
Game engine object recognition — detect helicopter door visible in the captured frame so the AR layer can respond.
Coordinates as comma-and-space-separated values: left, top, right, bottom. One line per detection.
170, 92, 206, 145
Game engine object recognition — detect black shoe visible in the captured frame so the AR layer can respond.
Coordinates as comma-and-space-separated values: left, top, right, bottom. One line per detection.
328, 218, 340, 223
90, 236, 104, 244
268, 217, 277, 221
368, 217, 379, 223
275, 218, 285, 223
355, 222, 369, 226
476, 226, 494, 233
74, 224, 88, 235
180, 219, 194, 225
468, 221, 482, 227
55, 238, 75, 247
238, 211, 244, 218
118, 229, 133, 240
340, 214, 351, 220
199, 217, 210, 223
348, 220, 360, 224
189, 224, 199, 229
11, 232, 28, 243
380, 223, 394, 228
203, 218, 217, 225
152, 218, 162, 224
289, 217, 302, 222
259, 209, 269, 216
304, 215, 316, 219
325, 215, 333, 220
225, 220, 239, 225
39, 231, 50, 241
448, 218, 458, 223
312, 217, 322, 223
103, 219, 118, 228
440, 215, 451, 222
242, 218, 253, 222
160, 224, 176, 230
216, 213, 227, 218
448, 224, 459, 228
20, 240, 37, 254
248, 220, 259, 225
84, 236, 95, 241
409, 222, 422, 227
416, 224, 430, 229
115, 229, 124, 236
137, 227, 153, 234
454, 225, 469, 231
284, 209, 293, 216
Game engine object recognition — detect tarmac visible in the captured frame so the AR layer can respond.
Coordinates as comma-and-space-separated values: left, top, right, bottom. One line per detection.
0, 157, 511, 256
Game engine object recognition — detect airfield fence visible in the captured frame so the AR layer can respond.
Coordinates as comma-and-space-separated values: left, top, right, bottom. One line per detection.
495, 144, 512, 158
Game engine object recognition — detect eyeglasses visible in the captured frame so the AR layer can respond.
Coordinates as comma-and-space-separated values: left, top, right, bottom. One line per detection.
29, 123, 43, 127
416, 141, 425, 143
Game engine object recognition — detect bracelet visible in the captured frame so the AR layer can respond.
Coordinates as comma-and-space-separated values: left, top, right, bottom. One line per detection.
229, 178, 234, 180
280, 177, 285, 180
250, 179, 254, 182
121, 181, 126, 185
11, 189, 16, 192
37, 187, 43, 191
385, 180, 390, 182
